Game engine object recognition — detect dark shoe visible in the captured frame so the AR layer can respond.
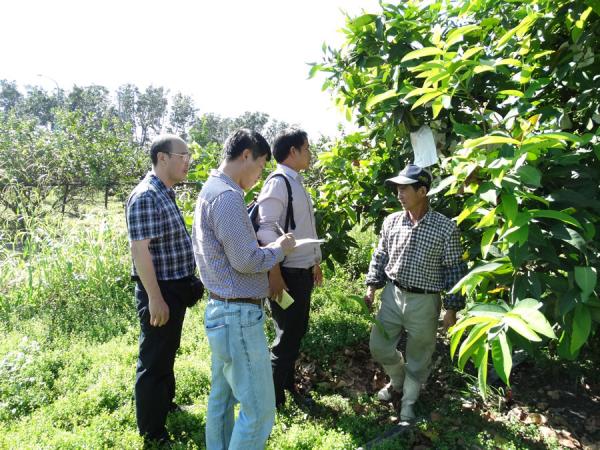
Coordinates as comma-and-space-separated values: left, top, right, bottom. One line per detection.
169, 402, 182, 413
143, 433, 172, 449
288, 387, 315, 409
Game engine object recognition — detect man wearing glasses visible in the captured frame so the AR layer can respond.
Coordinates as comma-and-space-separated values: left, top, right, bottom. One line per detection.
126, 134, 195, 444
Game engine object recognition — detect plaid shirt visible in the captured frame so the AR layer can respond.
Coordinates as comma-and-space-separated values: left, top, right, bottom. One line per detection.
192, 170, 285, 299
366, 209, 467, 310
126, 172, 195, 280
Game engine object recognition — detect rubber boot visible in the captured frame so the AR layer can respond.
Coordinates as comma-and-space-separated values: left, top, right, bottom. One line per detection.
377, 358, 405, 401
400, 376, 421, 421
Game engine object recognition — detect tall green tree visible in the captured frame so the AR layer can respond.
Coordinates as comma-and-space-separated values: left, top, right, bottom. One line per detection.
315, 0, 600, 394
168, 93, 197, 138
0, 80, 23, 113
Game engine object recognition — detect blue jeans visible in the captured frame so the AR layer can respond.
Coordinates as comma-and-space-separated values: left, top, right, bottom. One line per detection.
204, 299, 275, 450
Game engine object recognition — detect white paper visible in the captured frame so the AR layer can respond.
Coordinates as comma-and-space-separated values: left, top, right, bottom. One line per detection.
294, 238, 325, 248
275, 290, 295, 310
410, 125, 438, 168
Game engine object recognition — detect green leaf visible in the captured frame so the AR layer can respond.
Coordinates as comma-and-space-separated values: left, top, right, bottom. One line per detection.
456, 200, 484, 225
574, 266, 597, 300
571, 304, 592, 353
549, 223, 586, 251
572, 7, 593, 43
495, 13, 538, 48
481, 227, 496, 258
350, 14, 377, 28
401, 47, 445, 62
491, 333, 512, 386
404, 86, 437, 100
411, 91, 445, 110
445, 25, 481, 49
501, 193, 518, 222
432, 97, 443, 119
366, 90, 399, 110
458, 322, 494, 370
476, 207, 497, 229
461, 46, 484, 60
498, 90, 524, 97
512, 300, 557, 339
529, 209, 582, 229
477, 343, 490, 399
450, 315, 499, 334
516, 166, 541, 187
495, 58, 522, 67
450, 325, 467, 360
513, 298, 541, 311
450, 261, 513, 293
584, 0, 600, 17
473, 64, 496, 74
464, 135, 519, 149
504, 315, 542, 341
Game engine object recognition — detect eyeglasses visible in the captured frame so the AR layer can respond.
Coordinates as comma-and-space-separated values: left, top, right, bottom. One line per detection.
167, 152, 193, 163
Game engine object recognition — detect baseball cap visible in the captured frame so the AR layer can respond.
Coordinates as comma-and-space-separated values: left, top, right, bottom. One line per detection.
386, 164, 432, 188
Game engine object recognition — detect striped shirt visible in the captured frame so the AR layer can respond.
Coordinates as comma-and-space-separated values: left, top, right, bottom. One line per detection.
256, 164, 322, 269
126, 172, 195, 280
366, 209, 467, 310
192, 170, 285, 299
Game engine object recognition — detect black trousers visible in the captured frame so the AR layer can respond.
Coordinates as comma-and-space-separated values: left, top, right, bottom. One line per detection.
270, 266, 314, 405
134, 280, 187, 440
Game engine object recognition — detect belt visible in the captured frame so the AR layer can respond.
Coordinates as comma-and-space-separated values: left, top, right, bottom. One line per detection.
209, 292, 264, 306
281, 266, 313, 274
392, 280, 439, 295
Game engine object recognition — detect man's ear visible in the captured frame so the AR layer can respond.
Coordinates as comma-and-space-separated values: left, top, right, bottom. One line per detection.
241, 148, 252, 161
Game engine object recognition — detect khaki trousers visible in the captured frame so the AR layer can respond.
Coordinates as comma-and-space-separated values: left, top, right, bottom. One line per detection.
369, 282, 441, 384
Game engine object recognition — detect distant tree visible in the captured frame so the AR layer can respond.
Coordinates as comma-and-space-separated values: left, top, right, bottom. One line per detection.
232, 111, 270, 133
136, 86, 168, 147
19, 85, 64, 127
189, 113, 229, 146
67, 85, 113, 122
168, 93, 197, 139
262, 119, 292, 144
116, 83, 139, 126
0, 80, 23, 113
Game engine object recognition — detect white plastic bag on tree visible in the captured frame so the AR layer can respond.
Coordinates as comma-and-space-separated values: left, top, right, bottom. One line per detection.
410, 125, 438, 168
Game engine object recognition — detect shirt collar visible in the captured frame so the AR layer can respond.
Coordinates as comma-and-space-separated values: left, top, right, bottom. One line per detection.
148, 171, 175, 198
210, 169, 244, 195
401, 209, 433, 226
277, 164, 300, 181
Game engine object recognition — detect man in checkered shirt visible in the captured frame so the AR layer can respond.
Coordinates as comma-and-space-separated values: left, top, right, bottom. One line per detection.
192, 129, 295, 450
364, 164, 467, 422
126, 134, 196, 444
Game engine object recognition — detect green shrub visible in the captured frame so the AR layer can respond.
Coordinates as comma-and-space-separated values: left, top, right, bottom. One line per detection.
0, 209, 135, 341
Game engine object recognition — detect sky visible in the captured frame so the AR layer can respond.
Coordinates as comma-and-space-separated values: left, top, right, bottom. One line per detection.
2, 0, 381, 138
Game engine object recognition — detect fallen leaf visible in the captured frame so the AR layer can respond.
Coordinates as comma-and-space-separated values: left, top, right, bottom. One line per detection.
430, 411, 442, 422
558, 437, 578, 449
525, 413, 548, 425
538, 426, 556, 440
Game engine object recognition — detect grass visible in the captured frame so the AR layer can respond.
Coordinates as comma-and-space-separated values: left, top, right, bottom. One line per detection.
0, 204, 575, 449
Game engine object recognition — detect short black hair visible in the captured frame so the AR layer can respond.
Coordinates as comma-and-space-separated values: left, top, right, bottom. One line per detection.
222, 128, 271, 162
149, 134, 184, 165
272, 128, 308, 163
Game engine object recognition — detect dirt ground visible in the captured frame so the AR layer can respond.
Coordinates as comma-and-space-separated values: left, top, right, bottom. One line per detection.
296, 333, 600, 449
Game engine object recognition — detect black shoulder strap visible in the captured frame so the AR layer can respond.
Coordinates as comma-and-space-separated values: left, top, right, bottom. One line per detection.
268, 173, 295, 232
